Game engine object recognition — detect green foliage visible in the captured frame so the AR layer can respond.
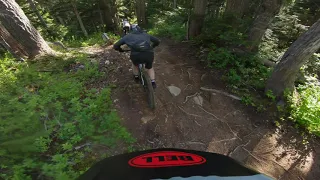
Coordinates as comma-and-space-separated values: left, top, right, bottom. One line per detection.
266, 90, 276, 102
303, 53, 320, 76
207, 45, 271, 90
241, 94, 255, 106
259, 10, 308, 62
66, 33, 120, 48
196, 15, 250, 47
148, 9, 188, 41
200, 16, 272, 110
288, 85, 320, 136
0, 52, 134, 179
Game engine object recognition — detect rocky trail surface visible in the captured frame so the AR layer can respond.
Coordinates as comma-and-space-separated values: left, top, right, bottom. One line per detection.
86, 39, 320, 180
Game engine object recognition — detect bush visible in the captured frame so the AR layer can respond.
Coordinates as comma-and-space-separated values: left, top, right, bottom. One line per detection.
0, 52, 134, 179
148, 9, 187, 41
288, 85, 320, 136
195, 15, 250, 47
206, 45, 271, 90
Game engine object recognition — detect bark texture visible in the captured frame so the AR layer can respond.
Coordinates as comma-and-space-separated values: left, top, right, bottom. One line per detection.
266, 19, 320, 97
0, 0, 52, 58
188, 0, 207, 38
248, 0, 282, 51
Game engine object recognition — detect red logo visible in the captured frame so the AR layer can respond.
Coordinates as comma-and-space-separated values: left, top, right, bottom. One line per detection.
129, 151, 206, 168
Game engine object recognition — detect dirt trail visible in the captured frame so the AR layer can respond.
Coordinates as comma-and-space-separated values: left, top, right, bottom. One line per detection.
95, 39, 319, 180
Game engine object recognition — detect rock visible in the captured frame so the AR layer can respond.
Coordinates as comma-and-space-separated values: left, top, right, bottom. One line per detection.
90, 59, 98, 64
167, 86, 181, 97
141, 115, 156, 124
193, 95, 203, 106
78, 65, 85, 69
105, 60, 110, 65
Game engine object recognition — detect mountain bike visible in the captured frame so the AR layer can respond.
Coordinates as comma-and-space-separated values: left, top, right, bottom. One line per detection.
137, 63, 155, 109
123, 50, 155, 109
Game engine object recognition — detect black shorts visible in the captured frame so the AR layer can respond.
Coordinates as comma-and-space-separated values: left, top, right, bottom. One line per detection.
130, 52, 154, 69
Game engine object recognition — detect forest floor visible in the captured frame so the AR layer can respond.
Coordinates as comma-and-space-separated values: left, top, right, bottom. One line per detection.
83, 39, 319, 180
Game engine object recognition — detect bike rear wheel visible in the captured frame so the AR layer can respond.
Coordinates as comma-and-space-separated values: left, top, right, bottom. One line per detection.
142, 72, 155, 109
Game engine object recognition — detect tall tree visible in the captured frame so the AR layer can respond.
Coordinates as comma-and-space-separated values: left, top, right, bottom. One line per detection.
248, 0, 282, 51
27, 0, 48, 28
71, 0, 88, 37
0, 0, 52, 58
136, 0, 147, 27
173, 0, 177, 8
99, 0, 118, 31
0, 26, 25, 61
188, 0, 207, 38
266, 19, 320, 97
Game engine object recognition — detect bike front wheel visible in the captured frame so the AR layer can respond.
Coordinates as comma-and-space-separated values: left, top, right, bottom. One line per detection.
142, 72, 155, 110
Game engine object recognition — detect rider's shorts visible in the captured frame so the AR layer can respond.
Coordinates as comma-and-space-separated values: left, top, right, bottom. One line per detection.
130, 52, 154, 69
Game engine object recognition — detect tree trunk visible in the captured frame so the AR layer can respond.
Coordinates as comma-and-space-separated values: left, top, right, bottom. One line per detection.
136, 0, 147, 27
99, 0, 118, 32
0, 0, 52, 58
27, 0, 48, 28
266, 19, 320, 97
0, 24, 28, 58
224, 0, 249, 18
97, 3, 105, 31
0, 36, 24, 61
248, 0, 282, 51
71, 1, 88, 37
173, 0, 177, 8
188, 0, 207, 38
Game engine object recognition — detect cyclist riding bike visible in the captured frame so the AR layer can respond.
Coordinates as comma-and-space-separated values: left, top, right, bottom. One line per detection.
113, 24, 160, 89
122, 19, 131, 36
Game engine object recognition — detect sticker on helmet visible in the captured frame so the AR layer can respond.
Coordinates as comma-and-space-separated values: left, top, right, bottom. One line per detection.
129, 151, 206, 168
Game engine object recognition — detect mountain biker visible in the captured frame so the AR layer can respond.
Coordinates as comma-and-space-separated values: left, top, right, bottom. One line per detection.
113, 24, 160, 89
122, 19, 131, 36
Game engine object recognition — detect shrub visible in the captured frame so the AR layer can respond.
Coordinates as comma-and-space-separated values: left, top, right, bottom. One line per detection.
206, 45, 271, 90
288, 85, 320, 136
148, 9, 187, 41
0, 52, 134, 179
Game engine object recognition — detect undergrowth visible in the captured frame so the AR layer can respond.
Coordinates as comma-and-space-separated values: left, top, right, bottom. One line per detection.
148, 8, 187, 41
287, 85, 320, 136
0, 52, 134, 179
197, 15, 320, 137
193, 16, 272, 110
65, 32, 120, 48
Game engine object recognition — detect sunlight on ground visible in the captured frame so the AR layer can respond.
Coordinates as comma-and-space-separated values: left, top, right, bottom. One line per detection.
247, 130, 314, 179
